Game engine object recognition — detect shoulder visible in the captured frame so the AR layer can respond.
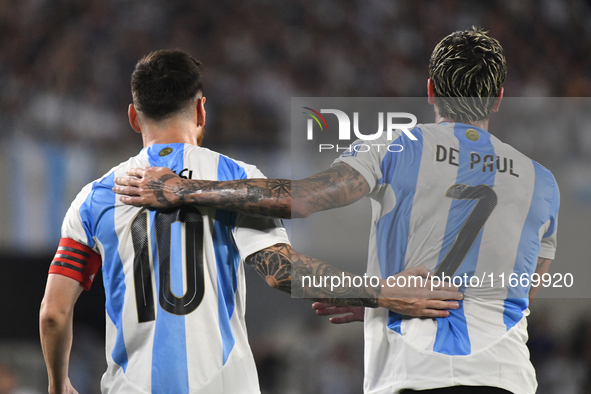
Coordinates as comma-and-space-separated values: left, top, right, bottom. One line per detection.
489, 136, 559, 206
385, 123, 454, 155
185, 144, 266, 180
530, 159, 556, 180
95, 152, 150, 188
491, 135, 557, 182
531, 159, 559, 197
223, 156, 265, 179
412, 123, 459, 144
489, 134, 528, 159
218, 154, 265, 180
72, 151, 148, 209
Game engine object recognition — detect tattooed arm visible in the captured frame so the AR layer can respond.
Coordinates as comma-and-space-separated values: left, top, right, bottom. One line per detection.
248, 243, 379, 307
247, 243, 462, 316
113, 163, 370, 219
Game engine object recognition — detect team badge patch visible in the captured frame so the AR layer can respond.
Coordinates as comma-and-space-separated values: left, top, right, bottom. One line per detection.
466, 128, 479, 141
159, 147, 173, 156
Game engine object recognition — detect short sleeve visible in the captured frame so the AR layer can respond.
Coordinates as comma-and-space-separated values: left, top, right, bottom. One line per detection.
61, 182, 96, 249
232, 216, 291, 259
49, 182, 102, 290
538, 179, 560, 260
332, 133, 393, 196
228, 162, 291, 257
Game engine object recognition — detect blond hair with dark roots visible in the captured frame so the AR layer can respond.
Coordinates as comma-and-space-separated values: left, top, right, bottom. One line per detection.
429, 27, 507, 123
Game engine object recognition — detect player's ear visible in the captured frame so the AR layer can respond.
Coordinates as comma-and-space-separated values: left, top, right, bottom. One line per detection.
197, 96, 206, 128
128, 104, 142, 133
427, 79, 436, 105
195, 97, 206, 146
492, 87, 504, 113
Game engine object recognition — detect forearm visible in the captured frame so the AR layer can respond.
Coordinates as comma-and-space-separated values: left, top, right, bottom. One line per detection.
115, 163, 370, 218
246, 244, 379, 308
176, 178, 294, 218
291, 249, 380, 307
40, 307, 73, 392
178, 163, 368, 216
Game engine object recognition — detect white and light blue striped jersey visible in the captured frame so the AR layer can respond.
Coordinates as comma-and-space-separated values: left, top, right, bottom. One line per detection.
60, 143, 290, 394
334, 123, 559, 394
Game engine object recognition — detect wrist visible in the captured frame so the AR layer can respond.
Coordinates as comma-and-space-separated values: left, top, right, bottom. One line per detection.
48, 378, 69, 394
375, 297, 386, 309
173, 179, 186, 205
366, 279, 387, 309
175, 179, 211, 206
172, 178, 195, 206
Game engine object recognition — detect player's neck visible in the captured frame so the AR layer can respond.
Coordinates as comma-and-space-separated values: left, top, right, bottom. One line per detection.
435, 110, 489, 131
437, 117, 489, 131
141, 122, 203, 147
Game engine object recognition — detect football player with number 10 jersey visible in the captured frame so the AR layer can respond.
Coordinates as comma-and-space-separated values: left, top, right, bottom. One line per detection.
40, 50, 434, 394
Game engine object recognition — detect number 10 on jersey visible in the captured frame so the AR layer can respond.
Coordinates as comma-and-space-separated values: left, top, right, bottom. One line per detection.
131, 207, 206, 323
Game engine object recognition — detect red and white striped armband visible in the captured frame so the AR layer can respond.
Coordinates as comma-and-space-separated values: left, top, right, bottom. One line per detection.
49, 238, 102, 291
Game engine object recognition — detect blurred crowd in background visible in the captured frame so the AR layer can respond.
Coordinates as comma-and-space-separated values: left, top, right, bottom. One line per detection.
3, 0, 591, 149
1, 0, 591, 393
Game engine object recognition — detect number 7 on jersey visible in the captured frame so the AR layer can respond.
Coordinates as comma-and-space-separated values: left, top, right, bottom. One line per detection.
435, 184, 498, 277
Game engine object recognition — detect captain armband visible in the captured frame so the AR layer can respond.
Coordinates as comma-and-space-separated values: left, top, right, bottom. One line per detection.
48, 238, 102, 291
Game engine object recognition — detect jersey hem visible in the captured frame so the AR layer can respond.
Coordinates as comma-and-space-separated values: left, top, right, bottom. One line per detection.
366, 375, 535, 394
238, 236, 291, 260
386, 302, 525, 357
538, 247, 556, 260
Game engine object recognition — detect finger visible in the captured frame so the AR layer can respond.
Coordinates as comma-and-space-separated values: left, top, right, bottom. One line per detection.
315, 306, 357, 316
114, 177, 130, 186
413, 265, 431, 278
114, 176, 142, 187
423, 300, 460, 310
119, 196, 143, 207
423, 290, 463, 300
112, 185, 140, 196
126, 167, 146, 178
329, 314, 360, 324
412, 309, 451, 318
311, 302, 338, 311
401, 266, 430, 278
427, 279, 459, 292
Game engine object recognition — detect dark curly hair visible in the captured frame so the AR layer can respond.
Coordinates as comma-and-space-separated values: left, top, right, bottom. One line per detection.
429, 27, 507, 122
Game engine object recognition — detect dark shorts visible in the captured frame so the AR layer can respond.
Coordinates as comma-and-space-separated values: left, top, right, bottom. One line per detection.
401, 387, 512, 394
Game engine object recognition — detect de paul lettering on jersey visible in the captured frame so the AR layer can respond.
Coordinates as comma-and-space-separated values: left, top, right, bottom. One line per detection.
436, 144, 519, 177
